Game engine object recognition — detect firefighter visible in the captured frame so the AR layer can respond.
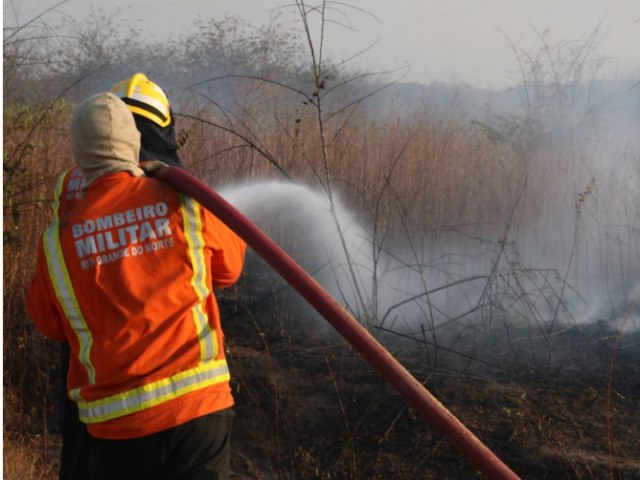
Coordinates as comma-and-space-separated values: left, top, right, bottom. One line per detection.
28, 91, 246, 480
53, 73, 187, 480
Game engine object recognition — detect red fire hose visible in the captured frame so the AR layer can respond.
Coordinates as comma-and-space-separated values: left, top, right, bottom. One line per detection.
154, 166, 520, 480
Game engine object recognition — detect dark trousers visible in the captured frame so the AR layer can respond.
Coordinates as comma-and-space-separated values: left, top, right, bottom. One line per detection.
89, 409, 235, 480
59, 342, 91, 480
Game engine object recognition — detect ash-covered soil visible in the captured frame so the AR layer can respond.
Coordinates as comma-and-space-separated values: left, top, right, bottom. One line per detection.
222, 296, 640, 479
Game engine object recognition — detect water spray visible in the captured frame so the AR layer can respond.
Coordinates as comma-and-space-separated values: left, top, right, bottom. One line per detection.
153, 166, 521, 480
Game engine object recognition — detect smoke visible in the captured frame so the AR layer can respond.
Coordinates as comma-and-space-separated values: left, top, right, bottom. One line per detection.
211, 78, 640, 376
210, 76, 640, 341
218, 173, 639, 336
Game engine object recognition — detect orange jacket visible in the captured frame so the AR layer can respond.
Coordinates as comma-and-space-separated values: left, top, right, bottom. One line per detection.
28, 171, 246, 439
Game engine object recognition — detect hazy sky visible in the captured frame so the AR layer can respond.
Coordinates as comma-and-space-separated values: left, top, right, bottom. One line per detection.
6, 0, 639, 88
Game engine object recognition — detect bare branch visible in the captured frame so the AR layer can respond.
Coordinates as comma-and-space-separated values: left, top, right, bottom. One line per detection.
175, 112, 293, 181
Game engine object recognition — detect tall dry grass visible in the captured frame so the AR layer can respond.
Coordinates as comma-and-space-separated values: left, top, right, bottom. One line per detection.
3, 430, 59, 479
3, 101, 72, 479
4, 2, 639, 477
4, 76, 639, 478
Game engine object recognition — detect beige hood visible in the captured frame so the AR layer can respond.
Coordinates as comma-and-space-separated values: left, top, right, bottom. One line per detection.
71, 91, 144, 187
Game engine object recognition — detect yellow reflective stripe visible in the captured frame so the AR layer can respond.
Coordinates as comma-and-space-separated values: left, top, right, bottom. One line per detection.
43, 223, 96, 385
180, 195, 217, 362
52, 170, 66, 220
76, 359, 230, 423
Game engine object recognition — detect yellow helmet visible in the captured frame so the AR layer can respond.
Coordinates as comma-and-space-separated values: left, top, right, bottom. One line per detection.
111, 73, 171, 128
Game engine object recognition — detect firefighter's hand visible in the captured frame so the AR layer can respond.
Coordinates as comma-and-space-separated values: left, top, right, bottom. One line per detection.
141, 160, 169, 176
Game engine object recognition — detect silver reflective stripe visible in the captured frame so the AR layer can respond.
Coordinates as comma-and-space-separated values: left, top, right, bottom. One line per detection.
180, 196, 217, 361
77, 359, 230, 423
43, 223, 96, 385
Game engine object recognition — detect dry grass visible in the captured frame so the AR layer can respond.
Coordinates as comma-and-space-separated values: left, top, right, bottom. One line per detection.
4, 4, 638, 476
3, 81, 638, 478
3, 430, 60, 480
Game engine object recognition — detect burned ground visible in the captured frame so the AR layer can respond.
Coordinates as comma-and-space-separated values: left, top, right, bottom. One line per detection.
219, 291, 640, 480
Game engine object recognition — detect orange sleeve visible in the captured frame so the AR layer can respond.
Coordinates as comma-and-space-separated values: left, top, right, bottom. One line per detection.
201, 207, 246, 288
26, 241, 66, 341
